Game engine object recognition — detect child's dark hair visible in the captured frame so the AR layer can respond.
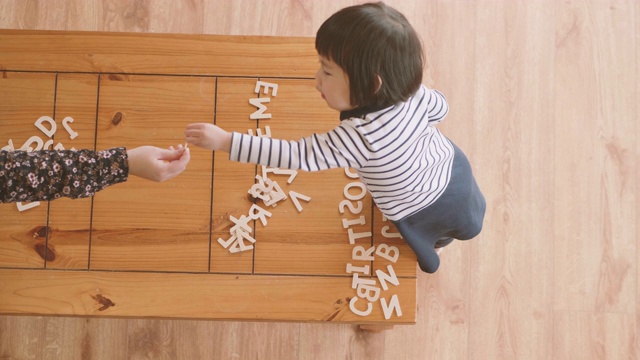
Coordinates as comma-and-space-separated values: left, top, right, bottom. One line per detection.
315, 2, 424, 109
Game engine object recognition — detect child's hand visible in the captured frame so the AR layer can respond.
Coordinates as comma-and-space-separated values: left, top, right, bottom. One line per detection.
127, 144, 190, 182
185, 123, 232, 152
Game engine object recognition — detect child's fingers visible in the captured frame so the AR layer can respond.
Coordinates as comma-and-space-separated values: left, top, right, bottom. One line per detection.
185, 123, 208, 131
184, 128, 202, 138
184, 134, 203, 146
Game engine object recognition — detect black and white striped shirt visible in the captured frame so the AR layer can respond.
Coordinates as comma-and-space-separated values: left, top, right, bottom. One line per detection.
229, 84, 454, 221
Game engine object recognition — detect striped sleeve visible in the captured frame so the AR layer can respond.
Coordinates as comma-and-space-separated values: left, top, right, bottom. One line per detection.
229, 122, 371, 171
426, 88, 449, 124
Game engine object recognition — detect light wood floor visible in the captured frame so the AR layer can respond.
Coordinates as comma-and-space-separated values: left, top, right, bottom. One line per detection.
0, 0, 637, 359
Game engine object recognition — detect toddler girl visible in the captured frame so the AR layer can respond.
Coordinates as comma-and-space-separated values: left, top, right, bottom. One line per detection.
185, 2, 485, 273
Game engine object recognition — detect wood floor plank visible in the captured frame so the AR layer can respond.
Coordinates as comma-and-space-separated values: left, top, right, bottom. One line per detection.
299, 324, 385, 360
469, 1, 556, 359
384, 270, 471, 360
204, 0, 314, 37
0, 0, 97, 31
637, 1, 640, 357
554, 0, 636, 314
125, 319, 181, 360
0, 315, 45, 359
554, 311, 636, 360
101, 1, 207, 35
215, 322, 300, 360
41, 317, 128, 360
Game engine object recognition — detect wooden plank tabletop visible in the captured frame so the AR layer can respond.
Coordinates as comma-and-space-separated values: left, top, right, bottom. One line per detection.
0, 30, 317, 77
0, 30, 417, 324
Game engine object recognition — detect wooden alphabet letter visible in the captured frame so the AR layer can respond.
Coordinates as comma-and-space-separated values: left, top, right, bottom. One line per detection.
249, 98, 271, 120
62, 117, 79, 139
254, 81, 279, 96
16, 201, 41, 211
20, 136, 44, 152
1, 139, 15, 151
380, 294, 402, 320
289, 191, 310, 212
34, 116, 56, 138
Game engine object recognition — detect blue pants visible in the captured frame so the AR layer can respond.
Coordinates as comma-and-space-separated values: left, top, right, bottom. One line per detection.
393, 141, 486, 273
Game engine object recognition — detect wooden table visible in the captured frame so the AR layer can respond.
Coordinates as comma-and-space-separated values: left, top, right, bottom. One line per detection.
0, 30, 417, 325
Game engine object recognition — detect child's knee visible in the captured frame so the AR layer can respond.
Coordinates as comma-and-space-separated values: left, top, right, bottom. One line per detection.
418, 255, 440, 273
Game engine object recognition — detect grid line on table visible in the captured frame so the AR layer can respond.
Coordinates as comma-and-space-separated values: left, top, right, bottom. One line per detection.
207, 77, 218, 273
42, 73, 59, 269
0, 266, 416, 279
87, 73, 102, 271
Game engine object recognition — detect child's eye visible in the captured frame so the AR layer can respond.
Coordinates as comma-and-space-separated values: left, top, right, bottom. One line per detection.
323, 70, 331, 76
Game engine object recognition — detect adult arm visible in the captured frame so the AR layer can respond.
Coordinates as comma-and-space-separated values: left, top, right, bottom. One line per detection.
0, 145, 189, 203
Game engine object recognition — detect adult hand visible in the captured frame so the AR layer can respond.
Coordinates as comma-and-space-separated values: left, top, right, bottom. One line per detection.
127, 145, 190, 182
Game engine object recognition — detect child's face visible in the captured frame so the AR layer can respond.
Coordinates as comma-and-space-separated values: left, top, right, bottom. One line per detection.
315, 56, 354, 112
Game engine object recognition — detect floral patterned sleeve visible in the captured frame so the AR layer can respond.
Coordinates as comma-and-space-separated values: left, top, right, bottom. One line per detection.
0, 147, 129, 203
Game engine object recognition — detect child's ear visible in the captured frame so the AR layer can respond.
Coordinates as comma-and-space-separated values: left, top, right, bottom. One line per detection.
374, 75, 383, 93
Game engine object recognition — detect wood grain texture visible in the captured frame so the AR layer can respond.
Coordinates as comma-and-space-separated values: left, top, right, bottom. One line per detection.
0, 32, 417, 327
637, 1, 640, 356
372, 207, 417, 277
0, 269, 416, 323
210, 77, 259, 274
0, 315, 46, 359
0, 31, 416, 330
46, 73, 98, 270
299, 323, 386, 360
0, 30, 318, 77
0, 0, 637, 359
470, 2, 556, 358
251, 78, 375, 276
0, 72, 55, 269
554, 311, 636, 360
554, 0, 636, 314
90, 74, 215, 272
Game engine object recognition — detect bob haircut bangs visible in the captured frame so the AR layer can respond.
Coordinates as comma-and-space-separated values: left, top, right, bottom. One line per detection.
315, 2, 424, 109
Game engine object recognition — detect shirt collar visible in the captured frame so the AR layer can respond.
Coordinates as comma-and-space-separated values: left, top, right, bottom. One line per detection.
339, 104, 389, 121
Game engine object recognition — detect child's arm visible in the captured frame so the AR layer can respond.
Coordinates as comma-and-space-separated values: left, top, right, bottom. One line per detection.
184, 123, 232, 152
185, 122, 366, 172
425, 88, 449, 125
